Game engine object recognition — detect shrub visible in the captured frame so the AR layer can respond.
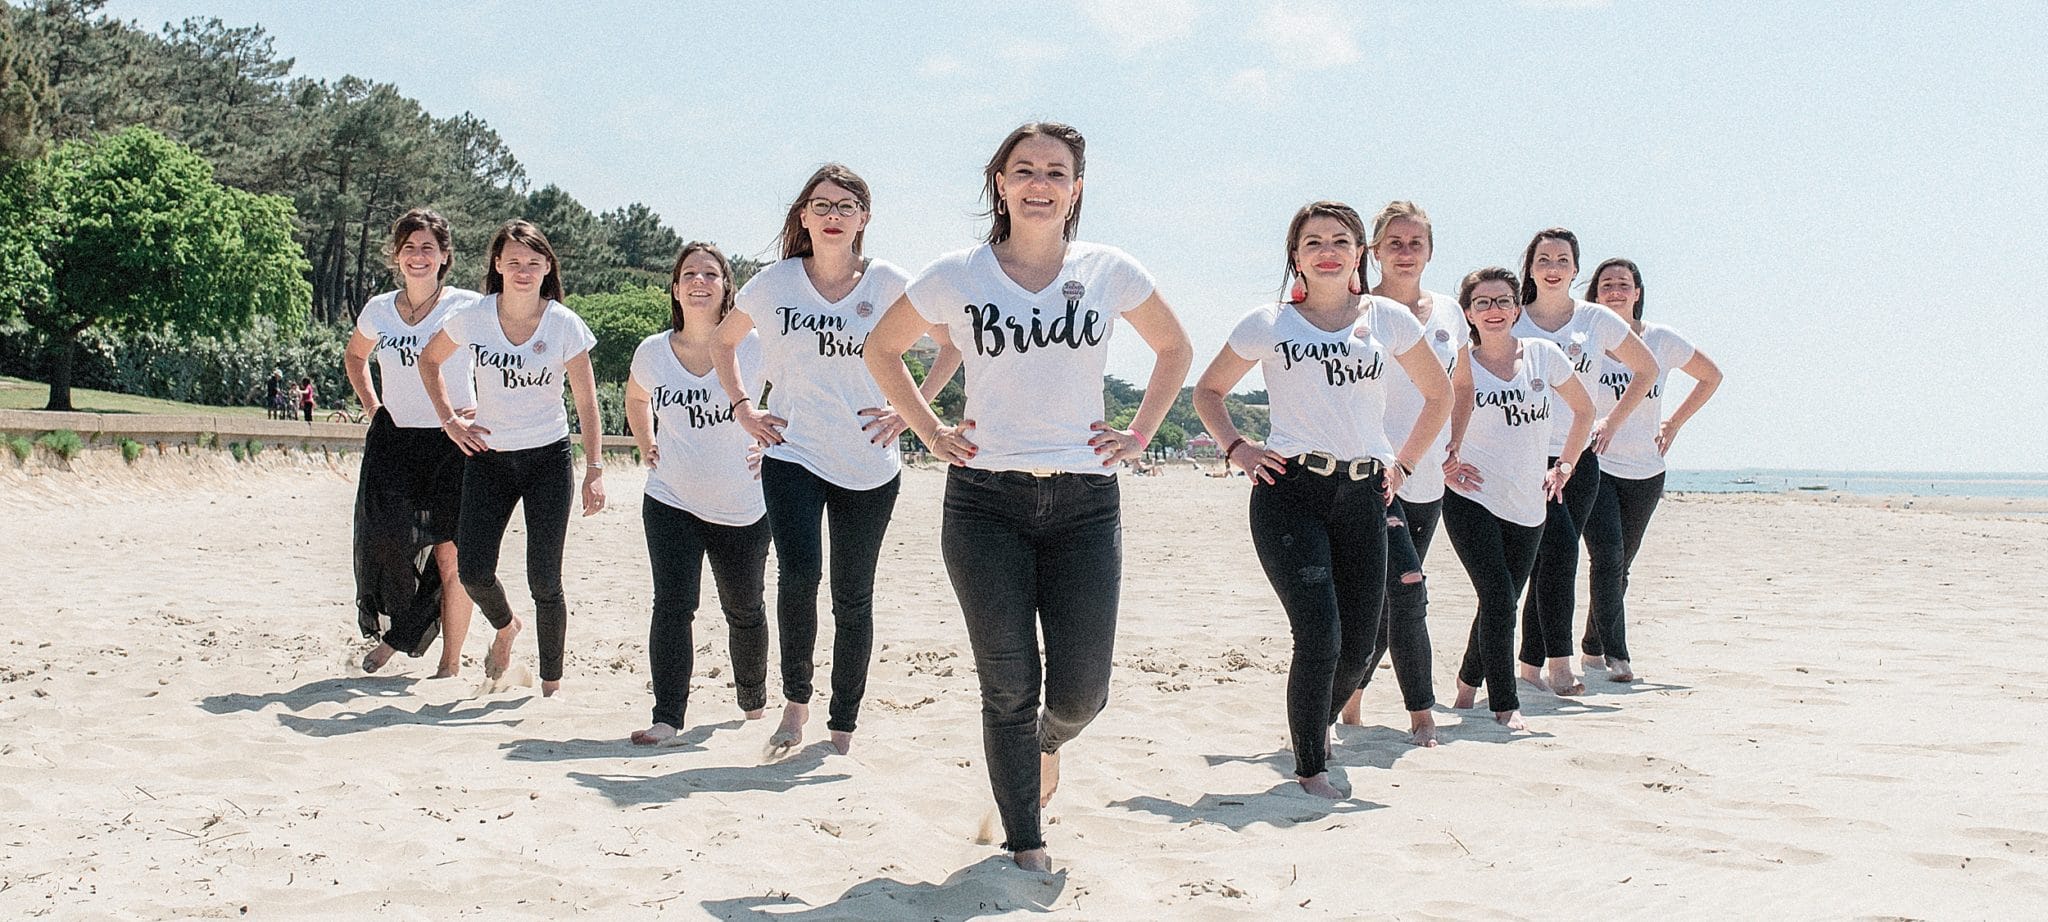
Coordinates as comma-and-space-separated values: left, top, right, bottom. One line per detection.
120, 438, 143, 464
228, 441, 245, 462
35, 429, 83, 461
6, 434, 30, 462
246, 439, 264, 459
197, 431, 217, 449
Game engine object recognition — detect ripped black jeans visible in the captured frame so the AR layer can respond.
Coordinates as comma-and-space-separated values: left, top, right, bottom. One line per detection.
1360, 496, 1441, 712
1248, 461, 1389, 779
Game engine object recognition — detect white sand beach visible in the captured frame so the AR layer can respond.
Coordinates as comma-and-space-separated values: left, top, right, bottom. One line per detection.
2, 453, 2044, 919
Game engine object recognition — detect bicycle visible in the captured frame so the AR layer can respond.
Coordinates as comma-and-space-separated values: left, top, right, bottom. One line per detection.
326, 402, 368, 424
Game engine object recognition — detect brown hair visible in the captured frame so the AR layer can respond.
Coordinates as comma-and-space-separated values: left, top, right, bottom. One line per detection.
982, 122, 1087, 244
483, 220, 564, 302
1518, 227, 1579, 305
778, 164, 871, 260
1282, 200, 1366, 300
1587, 257, 1645, 321
386, 208, 453, 282
1459, 266, 1522, 347
668, 241, 737, 332
1366, 200, 1432, 286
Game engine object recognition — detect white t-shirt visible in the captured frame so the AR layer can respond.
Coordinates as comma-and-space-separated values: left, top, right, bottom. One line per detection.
1381, 291, 1466, 504
1227, 297, 1422, 466
1452, 339, 1577, 528
1513, 301, 1631, 456
439, 296, 597, 452
1592, 322, 1696, 480
355, 288, 481, 428
736, 257, 908, 491
630, 330, 767, 526
906, 242, 1157, 474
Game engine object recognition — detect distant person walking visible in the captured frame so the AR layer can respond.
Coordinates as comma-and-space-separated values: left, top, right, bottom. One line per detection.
865, 121, 1193, 872
1577, 257, 1723, 681
351, 208, 482, 679
298, 377, 316, 422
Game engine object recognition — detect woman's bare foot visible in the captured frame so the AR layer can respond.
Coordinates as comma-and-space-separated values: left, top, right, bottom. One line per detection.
1408, 711, 1439, 748
829, 730, 853, 755
1544, 657, 1583, 696
1013, 848, 1052, 873
361, 642, 396, 674
768, 702, 807, 750
1517, 663, 1550, 692
1582, 653, 1605, 671
1494, 709, 1526, 730
540, 679, 561, 697
631, 722, 677, 746
743, 708, 765, 720
1039, 751, 1062, 807
484, 617, 522, 679
430, 665, 461, 679
1297, 772, 1344, 799
1605, 657, 1635, 682
1339, 688, 1365, 726
1453, 679, 1478, 709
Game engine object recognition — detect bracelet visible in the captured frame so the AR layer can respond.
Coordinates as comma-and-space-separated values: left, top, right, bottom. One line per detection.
442, 415, 461, 427
1225, 436, 1248, 458
1133, 429, 1149, 451
1397, 459, 1414, 476
586, 461, 605, 470
733, 395, 753, 406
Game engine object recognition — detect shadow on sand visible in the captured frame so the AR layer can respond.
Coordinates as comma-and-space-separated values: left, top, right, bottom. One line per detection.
199, 675, 421, 715
272, 697, 528, 738
499, 719, 744, 762
699, 856, 1067, 920
568, 741, 851, 807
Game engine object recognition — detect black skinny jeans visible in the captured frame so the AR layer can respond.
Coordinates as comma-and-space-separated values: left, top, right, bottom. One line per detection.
760, 457, 900, 734
642, 495, 772, 728
1248, 463, 1389, 779
458, 439, 573, 682
1445, 490, 1543, 714
1361, 496, 1441, 712
1519, 447, 1602, 668
942, 467, 1121, 854
1580, 471, 1666, 664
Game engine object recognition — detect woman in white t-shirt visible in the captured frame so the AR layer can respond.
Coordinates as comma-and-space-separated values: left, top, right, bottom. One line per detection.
349, 209, 481, 679
1577, 258, 1723, 682
625, 242, 774, 745
1442, 267, 1595, 730
1193, 201, 1449, 797
864, 122, 1193, 872
1340, 200, 1465, 747
714, 164, 960, 756
1509, 228, 1657, 696
419, 220, 605, 697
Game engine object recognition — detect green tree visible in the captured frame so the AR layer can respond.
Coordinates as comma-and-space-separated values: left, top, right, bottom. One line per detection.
564, 285, 669, 385
27, 126, 309, 410
0, 10, 52, 161
0, 158, 52, 330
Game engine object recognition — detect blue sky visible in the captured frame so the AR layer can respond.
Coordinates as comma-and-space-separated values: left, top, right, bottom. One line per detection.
105, 0, 2048, 472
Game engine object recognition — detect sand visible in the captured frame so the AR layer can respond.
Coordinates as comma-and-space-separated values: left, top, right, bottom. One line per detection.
2, 451, 2044, 919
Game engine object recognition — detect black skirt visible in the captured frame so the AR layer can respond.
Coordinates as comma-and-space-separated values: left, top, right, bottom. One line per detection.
352, 408, 465, 654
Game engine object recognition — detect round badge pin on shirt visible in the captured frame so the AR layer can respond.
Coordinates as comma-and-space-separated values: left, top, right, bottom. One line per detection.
1532, 378, 1546, 392
1566, 341, 1582, 357
533, 339, 549, 355
856, 300, 873, 318
1061, 280, 1085, 301
1434, 329, 1451, 343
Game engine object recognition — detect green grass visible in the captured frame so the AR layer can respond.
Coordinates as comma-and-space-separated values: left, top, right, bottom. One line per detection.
120, 437, 144, 463
35, 429, 84, 461
0, 375, 270, 417
6, 434, 30, 461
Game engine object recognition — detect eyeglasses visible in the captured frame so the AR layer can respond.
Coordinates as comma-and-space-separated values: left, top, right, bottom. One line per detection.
1469, 297, 1518, 312
806, 198, 863, 218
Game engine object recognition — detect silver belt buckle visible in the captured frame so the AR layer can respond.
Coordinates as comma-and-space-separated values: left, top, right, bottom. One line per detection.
1027, 468, 1060, 479
1299, 451, 1337, 476
1344, 457, 1382, 481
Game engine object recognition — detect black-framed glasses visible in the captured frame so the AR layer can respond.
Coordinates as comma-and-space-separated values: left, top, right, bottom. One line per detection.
1469, 297, 1518, 312
806, 198, 863, 218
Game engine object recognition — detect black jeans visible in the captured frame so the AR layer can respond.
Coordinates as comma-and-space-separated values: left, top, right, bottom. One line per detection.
1580, 471, 1666, 663
1248, 463, 1389, 778
760, 457, 900, 734
643, 495, 772, 728
1361, 496, 1441, 712
942, 466, 1121, 854
353, 408, 464, 655
458, 439, 573, 682
1445, 490, 1543, 714
1520, 447, 1601, 668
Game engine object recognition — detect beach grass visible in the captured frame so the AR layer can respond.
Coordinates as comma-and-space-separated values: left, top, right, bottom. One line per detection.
0, 375, 271, 417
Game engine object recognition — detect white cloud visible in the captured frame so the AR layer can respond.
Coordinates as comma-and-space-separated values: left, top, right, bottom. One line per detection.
1219, 67, 1277, 106
920, 54, 966, 78
1252, 2, 1361, 69
1086, 0, 1198, 53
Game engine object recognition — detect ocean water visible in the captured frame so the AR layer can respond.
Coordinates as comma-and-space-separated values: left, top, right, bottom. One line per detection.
1666, 468, 2048, 500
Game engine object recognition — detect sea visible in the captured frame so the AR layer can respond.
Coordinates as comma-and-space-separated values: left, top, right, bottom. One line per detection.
1666, 469, 2048, 500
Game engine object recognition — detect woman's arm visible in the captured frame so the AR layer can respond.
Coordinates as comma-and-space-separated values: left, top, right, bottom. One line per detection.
1595, 330, 1658, 452
917, 330, 962, 403
1090, 293, 1194, 466
714, 310, 786, 446
864, 296, 977, 464
343, 330, 380, 416
1389, 342, 1451, 498
566, 351, 605, 516
625, 376, 657, 468
1658, 348, 1723, 455
1443, 344, 1480, 487
1548, 375, 1597, 500
1191, 345, 1286, 484
420, 331, 489, 454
